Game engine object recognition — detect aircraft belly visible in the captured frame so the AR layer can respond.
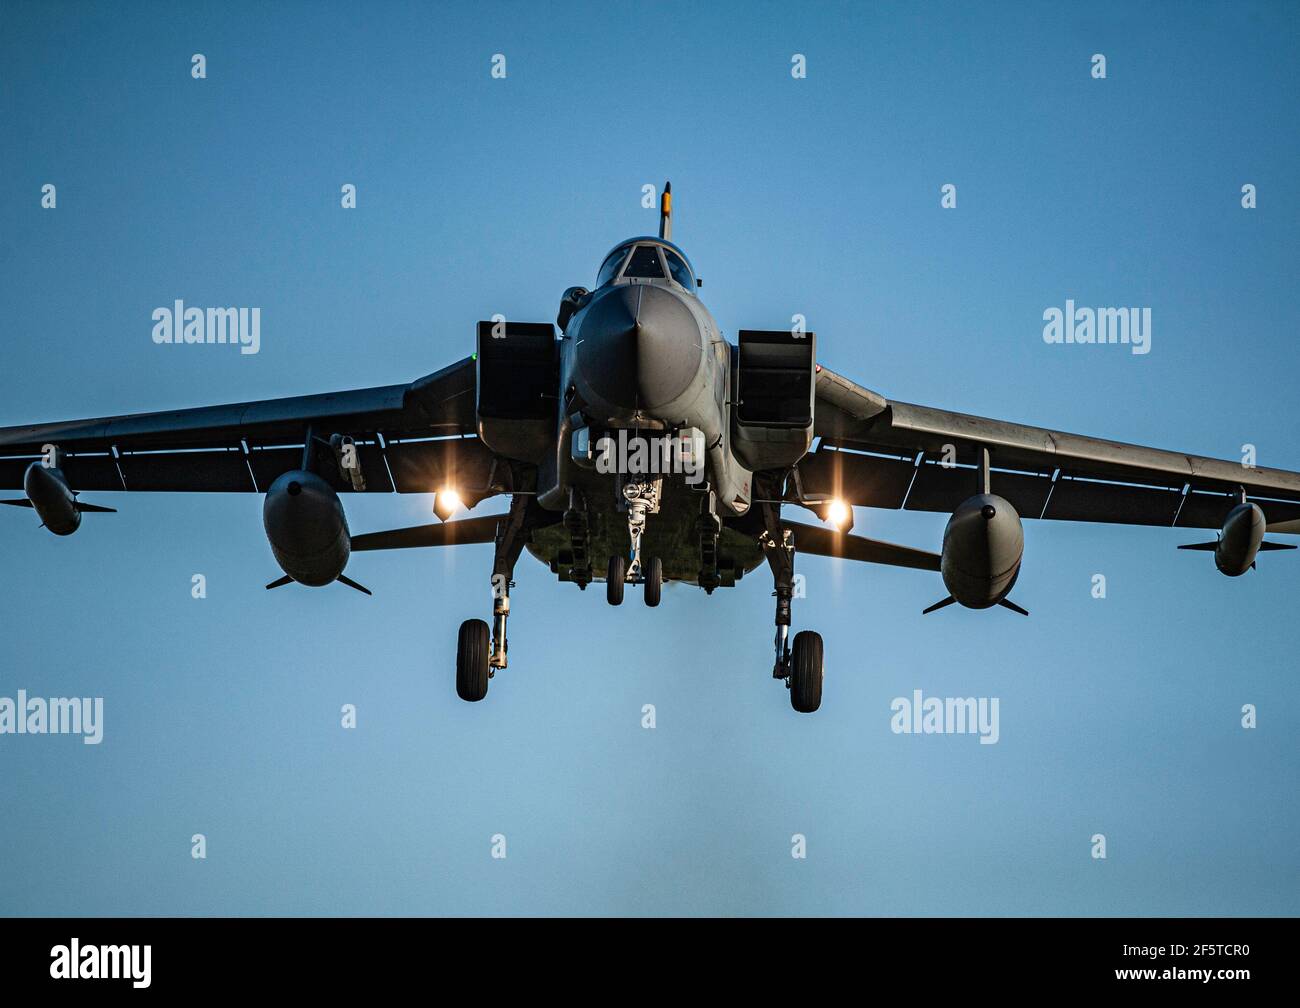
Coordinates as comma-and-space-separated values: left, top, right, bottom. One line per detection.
524, 469, 762, 585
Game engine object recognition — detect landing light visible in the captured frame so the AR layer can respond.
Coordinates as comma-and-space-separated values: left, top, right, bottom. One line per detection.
434, 488, 462, 522
827, 499, 851, 531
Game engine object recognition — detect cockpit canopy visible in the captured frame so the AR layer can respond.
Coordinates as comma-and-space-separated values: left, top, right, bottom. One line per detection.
597, 238, 696, 293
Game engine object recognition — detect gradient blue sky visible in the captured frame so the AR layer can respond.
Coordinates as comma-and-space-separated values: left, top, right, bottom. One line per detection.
1, 0, 1297, 916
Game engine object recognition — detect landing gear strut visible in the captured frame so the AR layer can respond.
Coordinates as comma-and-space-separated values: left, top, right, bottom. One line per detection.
622, 477, 660, 581
772, 582, 793, 679
490, 588, 510, 669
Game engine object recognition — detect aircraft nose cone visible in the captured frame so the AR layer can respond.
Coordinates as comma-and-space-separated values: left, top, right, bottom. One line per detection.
573, 285, 701, 415
575, 286, 640, 408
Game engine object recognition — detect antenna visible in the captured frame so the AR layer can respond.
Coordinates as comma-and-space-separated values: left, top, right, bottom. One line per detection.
658, 180, 672, 241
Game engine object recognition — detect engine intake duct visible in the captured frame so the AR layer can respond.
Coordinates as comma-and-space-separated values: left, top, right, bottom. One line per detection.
475, 320, 558, 463
731, 329, 816, 471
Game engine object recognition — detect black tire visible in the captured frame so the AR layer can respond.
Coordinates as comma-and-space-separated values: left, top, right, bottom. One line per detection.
607, 555, 625, 606
789, 630, 823, 713
456, 618, 490, 702
644, 557, 662, 607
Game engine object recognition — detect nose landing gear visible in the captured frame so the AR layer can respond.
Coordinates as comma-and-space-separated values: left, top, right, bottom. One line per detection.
606, 477, 664, 606
622, 477, 660, 582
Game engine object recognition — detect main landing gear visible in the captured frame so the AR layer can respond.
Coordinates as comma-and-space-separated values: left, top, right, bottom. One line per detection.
760, 501, 824, 713
456, 494, 531, 702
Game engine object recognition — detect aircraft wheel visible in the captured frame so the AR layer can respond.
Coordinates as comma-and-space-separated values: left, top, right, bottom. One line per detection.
789, 630, 823, 713
607, 555, 625, 606
456, 618, 490, 702
644, 557, 662, 607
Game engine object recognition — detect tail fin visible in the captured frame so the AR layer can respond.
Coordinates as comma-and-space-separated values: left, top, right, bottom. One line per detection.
658, 180, 672, 241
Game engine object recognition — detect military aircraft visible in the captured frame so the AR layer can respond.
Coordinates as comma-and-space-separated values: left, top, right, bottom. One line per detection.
3, 183, 1298, 713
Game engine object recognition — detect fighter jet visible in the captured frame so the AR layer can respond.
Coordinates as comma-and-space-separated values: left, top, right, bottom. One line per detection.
3, 183, 1297, 712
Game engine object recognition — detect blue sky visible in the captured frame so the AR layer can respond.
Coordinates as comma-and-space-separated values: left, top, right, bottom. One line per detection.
1, 0, 1297, 916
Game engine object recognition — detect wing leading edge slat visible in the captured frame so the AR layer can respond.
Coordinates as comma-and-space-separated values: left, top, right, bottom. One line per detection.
810, 366, 1300, 529
0, 357, 479, 494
